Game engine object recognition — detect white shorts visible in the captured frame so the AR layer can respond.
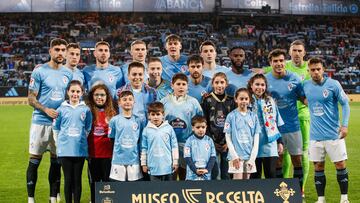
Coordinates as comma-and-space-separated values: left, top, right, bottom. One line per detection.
309, 139, 347, 162
29, 123, 56, 155
109, 164, 143, 181
282, 131, 303, 155
228, 160, 256, 174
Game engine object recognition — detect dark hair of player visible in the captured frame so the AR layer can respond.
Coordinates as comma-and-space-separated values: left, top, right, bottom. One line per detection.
228, 46, 245, 55
290, 40, 305, 48
247, 73, 271, 101
67, 43, 81, 50
86, 83, 117, 124
147, 57, 162, 64
147, 101, 165, 114
268, 49, 287, 62
191, 115, 207, 126
171, 73, 188, 84
165, 34, 182, 43
308, 57, 324, 66
128, 61, 145, 74
187, 55, 204, 66
50, 38, 68, 48
199, 40, 216, 52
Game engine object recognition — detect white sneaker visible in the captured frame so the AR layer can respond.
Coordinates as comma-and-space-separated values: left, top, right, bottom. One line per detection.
340, 200, 350, 203
315, 200, 326, 203
56, 193, 61, 203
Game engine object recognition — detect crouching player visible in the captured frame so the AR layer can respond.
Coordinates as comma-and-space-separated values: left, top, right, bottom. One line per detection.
108, 90, 144, 181
304, 58, 350, 203
184, 116, 216, 181
141, 102, 179, 181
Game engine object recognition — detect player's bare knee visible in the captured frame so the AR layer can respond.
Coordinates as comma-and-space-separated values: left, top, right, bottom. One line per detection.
291, 155, 302, 167
314, 162, 325, 171
334, 160, 346, 169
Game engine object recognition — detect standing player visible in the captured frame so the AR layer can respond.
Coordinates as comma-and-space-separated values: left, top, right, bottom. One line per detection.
304, 58, 350, 203
27, 38, 72, 203
200, 40, 229, 78
283, 40, 311, 194
146, 57, 173, 100
122, 40, 148, 84
83, 41, 124, 99
65, 43, 84, 85
265, 49, 306, 189
160, 34, 188, 81
226, 46, 253, 96
187, 55, 211, 103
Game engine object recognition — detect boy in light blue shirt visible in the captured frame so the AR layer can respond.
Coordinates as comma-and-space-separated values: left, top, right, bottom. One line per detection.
141, 102, 179, 181
108, 90, 144, 181
304, 58, 350, 203
161, 73, 203, 180
184, 116, 216, 181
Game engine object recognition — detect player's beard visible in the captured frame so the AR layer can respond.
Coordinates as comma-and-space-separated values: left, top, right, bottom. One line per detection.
97, 58, 108, 65
231, 59, 244, 73
52, 57, 64, 64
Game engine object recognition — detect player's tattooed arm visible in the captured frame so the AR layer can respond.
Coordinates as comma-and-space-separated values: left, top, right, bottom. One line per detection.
28, 90, 58, 118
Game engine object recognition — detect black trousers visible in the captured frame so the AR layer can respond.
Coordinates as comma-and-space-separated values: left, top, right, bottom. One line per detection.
87, 158, 111, 203
251, 157, 278, 179
59, 157, 85, 203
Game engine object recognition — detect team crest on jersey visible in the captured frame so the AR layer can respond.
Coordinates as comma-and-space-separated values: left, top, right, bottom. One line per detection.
287, 83, 295, 91
323, 89, 329, 98
29, 78, 35, 88
247, 119, 254, 128
224, 123, 230, 130
132, 123, 138, 131
205, 143, 210, 151
300, 74, 305, 81
201, 90, 207, 96
180, 65, 187, 73
109, 75, 114, 83
63, 76, 69, 84
80, 112, 86, 121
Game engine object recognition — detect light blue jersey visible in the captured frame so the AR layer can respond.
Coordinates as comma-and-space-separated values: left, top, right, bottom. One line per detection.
253, 97, 284, 157
266, 71, 304, 133
121, 62, 148, 84
117, 83, 157, 121
304, 77, 350, 141
187, 76, 211, 103
67, 67, 84, 85
147, 79, 173, 101
160, 55, 188, 81
226, 69, 253, 96
160, 94, 203, 143
184, 134, 216, 180
141, 121, 178, 176
108, 114, 144, 165
224, 109, 260, 160
53, 101, 92, 157
203, 65, 229, 78
29, 64, 73, 125
83, 64, 124, 99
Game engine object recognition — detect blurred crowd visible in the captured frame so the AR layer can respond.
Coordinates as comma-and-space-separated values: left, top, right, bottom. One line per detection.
0, 13, 359, 91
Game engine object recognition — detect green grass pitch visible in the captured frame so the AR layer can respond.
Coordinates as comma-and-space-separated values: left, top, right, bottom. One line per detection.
0, 103, 359, 202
